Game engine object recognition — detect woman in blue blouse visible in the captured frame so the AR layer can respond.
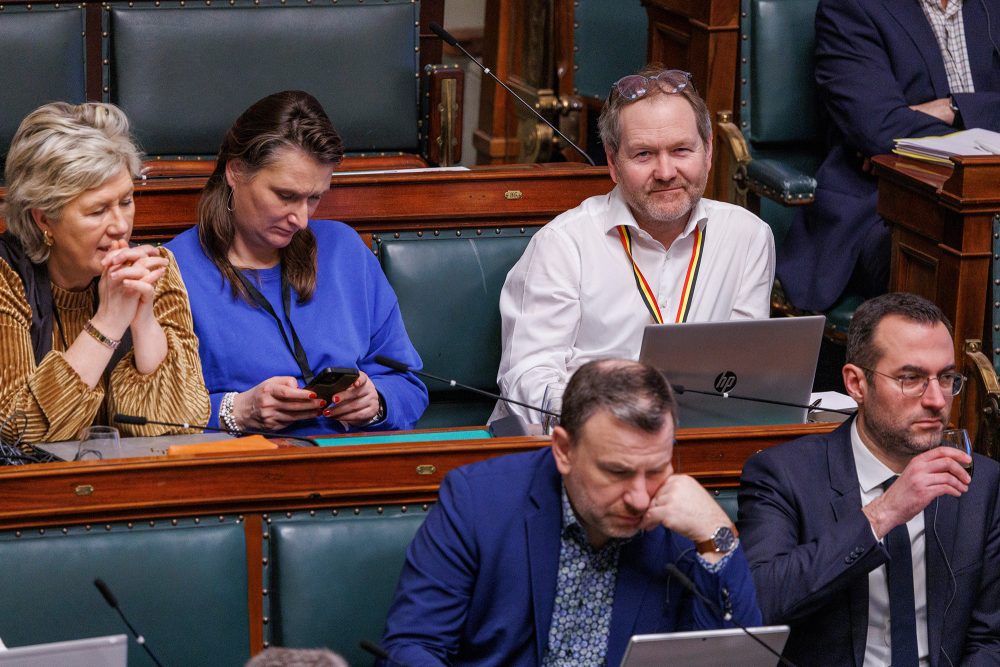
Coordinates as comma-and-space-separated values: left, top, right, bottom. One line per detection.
167, 90, 427, 436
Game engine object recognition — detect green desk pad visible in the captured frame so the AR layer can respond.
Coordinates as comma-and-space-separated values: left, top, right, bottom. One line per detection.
315, 429, 493, 447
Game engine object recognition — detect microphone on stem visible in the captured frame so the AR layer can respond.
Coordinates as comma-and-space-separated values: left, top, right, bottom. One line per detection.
93, 578, 166, 667
671, 385, 855, 416
427, 21, 596, 167
113, 414, 319, 447
374, 355, 557, 419
665, 564, 797, 667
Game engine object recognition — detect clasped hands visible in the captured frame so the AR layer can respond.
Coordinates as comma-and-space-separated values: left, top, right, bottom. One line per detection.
92, 240, 168, 339
233, 372, 381, 432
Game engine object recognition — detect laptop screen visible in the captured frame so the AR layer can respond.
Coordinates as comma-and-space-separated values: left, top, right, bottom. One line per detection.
0, 634, 127, 667
620, 625, 790, 667
638, 317, 825, 428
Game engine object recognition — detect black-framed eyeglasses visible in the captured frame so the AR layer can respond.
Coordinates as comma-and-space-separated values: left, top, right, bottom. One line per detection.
610, 70, 694, 101
859, 367, 966, 397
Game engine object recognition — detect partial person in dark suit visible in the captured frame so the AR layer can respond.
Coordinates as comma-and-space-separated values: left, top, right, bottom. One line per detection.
381, 359, 761, 666
777, 0, 1000, 311
739, 292, 1000, 665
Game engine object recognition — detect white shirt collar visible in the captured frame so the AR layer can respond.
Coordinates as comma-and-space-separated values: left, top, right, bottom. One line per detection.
850, 418, 897, 494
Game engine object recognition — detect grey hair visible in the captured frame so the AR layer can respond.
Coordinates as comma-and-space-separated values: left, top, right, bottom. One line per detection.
2, 102, 142, 263
560, 358, 678, 436
598, 62, 712, 158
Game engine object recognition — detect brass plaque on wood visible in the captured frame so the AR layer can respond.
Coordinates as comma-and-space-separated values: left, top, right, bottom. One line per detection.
416, 465, 437, 476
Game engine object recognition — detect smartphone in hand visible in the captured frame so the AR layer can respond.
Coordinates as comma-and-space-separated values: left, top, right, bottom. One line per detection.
305, 367, 360, 404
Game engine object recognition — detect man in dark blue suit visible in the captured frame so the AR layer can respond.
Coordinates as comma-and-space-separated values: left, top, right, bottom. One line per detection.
381, 359, 761, 666
778, 0, 1000, 311
740, 293, 1000, 665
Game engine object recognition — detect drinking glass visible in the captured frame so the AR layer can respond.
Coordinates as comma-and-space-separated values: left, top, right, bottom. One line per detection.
541, 382, 566, 435
940, 428, 973, 478
75, 425, 123, 461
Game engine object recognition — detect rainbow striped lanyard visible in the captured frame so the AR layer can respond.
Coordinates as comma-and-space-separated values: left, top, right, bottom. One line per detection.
616, 224, 706, 324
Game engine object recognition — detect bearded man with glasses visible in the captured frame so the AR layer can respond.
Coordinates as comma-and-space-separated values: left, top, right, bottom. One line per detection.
739, 292, 1000, 666
491, 65, 775, 424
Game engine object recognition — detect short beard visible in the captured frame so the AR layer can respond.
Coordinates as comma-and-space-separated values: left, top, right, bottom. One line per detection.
862, 383, 944, 459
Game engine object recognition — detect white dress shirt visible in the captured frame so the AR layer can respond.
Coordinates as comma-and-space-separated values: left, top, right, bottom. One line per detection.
851, 421, 930, 667
493, 186, 775, 421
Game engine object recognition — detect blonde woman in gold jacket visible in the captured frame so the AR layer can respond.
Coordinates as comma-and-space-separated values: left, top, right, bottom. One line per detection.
0, 102, 209, 444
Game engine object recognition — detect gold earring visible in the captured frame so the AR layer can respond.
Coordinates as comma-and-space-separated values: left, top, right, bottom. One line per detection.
42, 230, 54, 247
226, 186, 235, 213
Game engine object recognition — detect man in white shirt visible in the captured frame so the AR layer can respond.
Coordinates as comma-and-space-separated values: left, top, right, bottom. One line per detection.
493, 65, 775, 422
739, 292, 1000, 665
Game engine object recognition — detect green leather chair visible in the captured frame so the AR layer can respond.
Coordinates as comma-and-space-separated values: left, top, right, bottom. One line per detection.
0, 517, 250, 666
717, 0, 862, 339
0, 7, 86, 166
102, 0, 423, 159
263, 504, 431, 665
375, 229, 540, 428
711, 488, 740, 524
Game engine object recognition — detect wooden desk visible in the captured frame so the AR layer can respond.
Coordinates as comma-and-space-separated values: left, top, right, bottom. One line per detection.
873, 154, 1000, 360
0, 423, 833, 530
874, 154, 1000, 438
0, 163, 615, 241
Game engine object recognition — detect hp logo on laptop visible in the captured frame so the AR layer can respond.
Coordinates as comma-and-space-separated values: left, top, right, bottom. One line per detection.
714, 371, 738, 393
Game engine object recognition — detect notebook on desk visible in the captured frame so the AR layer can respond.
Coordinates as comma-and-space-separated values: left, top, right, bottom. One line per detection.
0, 634, 127, 666
638, 317, 825, 428
619, 626, 790, 667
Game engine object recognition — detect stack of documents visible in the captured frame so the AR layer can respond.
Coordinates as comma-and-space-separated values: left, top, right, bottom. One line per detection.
894, 128, 1000, 165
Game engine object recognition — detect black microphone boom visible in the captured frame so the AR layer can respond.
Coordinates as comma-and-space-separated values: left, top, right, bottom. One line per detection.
93, 578, 166, 667
671, 385, 855, 416
113, 414, 319, 447
374, 355, 558, 418
428, 21, 596, 167
665, 563, 797, 667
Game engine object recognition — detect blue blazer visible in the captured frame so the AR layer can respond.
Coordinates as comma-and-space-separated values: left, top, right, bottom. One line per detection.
738, 420, 1000, 666
381, 448, 762, 666
777, 0, 1000, 311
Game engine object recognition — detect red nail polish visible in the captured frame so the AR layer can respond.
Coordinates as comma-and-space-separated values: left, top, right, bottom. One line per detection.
309, 392, 317, 399
333, 395, 341, 404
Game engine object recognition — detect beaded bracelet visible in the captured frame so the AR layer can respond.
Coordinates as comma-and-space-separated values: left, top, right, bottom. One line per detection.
219, 391, 242, 434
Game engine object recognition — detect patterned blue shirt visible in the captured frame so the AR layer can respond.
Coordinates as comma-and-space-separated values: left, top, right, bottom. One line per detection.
541, 486, 738, 666
542, 487, 632, 667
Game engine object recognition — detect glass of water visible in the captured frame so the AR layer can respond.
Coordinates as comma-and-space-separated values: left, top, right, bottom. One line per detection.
541, 382, 566, 436
75, 425, 123, 461
939, 428, 973, 478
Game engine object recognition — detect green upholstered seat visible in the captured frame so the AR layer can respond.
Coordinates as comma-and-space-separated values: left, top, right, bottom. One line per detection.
264, 505, 430, 665
376, 229, 539, 428
711, 488, 740, 524
738, 0, 824, 247
0, 518, 250, 666
0, 7, 86, 166
103, 0, 420, 158
721, 0, 864, 346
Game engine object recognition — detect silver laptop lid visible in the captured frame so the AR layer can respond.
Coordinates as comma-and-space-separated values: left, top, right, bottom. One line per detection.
638, 317, 825, 428
0, 634, 127, 667
620, 625, 791, 667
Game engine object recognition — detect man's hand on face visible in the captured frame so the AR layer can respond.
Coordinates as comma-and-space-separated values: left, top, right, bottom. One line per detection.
863, 446, 971, 539
641, 474, 734, 562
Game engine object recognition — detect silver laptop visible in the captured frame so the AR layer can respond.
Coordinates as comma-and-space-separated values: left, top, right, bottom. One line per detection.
620, 625, 791, 667
639, 317, 825, 428
0, 634, 127, 667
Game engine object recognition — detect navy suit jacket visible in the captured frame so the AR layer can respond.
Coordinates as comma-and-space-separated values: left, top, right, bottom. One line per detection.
381, 448, 762, 666
738, 420, 1000, 666
777, 0, 1000, 311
